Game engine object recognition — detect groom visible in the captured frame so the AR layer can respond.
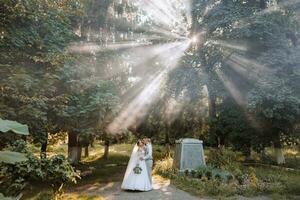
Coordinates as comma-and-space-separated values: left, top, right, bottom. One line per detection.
141, 138, 153, 184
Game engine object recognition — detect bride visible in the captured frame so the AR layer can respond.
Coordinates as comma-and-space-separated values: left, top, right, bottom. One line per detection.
121, 140, 152, 191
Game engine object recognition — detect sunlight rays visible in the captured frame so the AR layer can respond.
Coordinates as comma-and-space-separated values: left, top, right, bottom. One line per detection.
212, 40, 248, 52
107, 70, 165, 133
133, 0, 192, 37
107, 39, 191, 133
279, 0, 300, 7
226, 55, 266, 83
228, 54, 274, 75
215, 68, 262, 130
97, 40, 190, 82
127, 41, 188, 66
101, 0, 193, 133
148, 25, 187, 39
215, 69, 246, 106
68, 41, 151, 55
164, 98, 183, 125
120, 40, 189, 102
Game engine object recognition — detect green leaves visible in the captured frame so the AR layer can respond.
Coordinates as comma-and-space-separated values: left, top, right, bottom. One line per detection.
1, 0, 82, 54
0, 193, 13, 200
0, 119, 28, 166
0, 151, 27, 164
187, 0, 300, 149
0, 118, 29, 135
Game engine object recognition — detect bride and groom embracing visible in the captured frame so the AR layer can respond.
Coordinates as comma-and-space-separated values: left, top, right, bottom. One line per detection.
121, 138, 153, 191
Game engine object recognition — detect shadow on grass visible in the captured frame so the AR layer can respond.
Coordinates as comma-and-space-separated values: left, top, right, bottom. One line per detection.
73, 152, 130, 187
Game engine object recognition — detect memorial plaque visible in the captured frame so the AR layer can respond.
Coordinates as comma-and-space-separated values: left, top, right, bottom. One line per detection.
174, 138, 206, 170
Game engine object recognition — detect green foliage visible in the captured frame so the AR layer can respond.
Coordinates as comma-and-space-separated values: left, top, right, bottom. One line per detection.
155, 149, 300, 197
153, 157, 174, 176
0, 151, 27, 164
0, 193, 13, 200
152, 145, 172, 161
0, 0, 84, 149
182, 166, 234, 183
0, 0, 83, 64
180, 0, 300, 152
0, 118, 29, 135
0, 119, 28, 166
0, 141, 79, 196
207, 148, 243, 170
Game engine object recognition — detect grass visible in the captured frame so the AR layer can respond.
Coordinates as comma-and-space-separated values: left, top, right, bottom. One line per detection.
154, 148, 300, 199
253, 166, 300, 195
22, 143, 132, 200
22, 143, 300, 199
22, 142, 169, 199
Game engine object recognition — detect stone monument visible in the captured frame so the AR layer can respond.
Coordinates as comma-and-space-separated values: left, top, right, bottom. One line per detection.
173, 138, 206, 170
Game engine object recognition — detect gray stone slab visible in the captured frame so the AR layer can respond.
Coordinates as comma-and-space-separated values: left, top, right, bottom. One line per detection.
174, 138, 206, 170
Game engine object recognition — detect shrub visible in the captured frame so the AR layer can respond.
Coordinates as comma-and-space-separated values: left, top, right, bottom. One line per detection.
183, 169, 189, 176
205, 170, 212, 180
191, 169, 197, 177
153, 145, 173, 161
248, 167, 258, 188
196, 170, 203, 178
45, 155, 80, 186
154, 150, 300, 197
153, 157, 174, 177
0, 141, 79, 196
207, 148, 243, 171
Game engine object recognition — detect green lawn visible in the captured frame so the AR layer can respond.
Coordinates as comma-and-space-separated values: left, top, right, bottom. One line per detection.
154, 148, 300, 199
22, 143, 131, 200
22, 143, 300, 200
166, 166, 300, 199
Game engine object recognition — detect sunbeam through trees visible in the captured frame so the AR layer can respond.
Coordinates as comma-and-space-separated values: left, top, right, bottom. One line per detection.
0, 0, 300, 199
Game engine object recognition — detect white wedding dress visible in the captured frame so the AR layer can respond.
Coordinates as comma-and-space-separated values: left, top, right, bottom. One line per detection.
121, 145, 152, 191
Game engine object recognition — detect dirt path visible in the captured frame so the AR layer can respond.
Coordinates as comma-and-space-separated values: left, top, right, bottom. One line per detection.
103, 177, 202, 200
66, 175, 204, 200
65, 175, 272, 200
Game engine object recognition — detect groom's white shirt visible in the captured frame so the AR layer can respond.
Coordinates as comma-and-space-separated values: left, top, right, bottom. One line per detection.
144, 144, 152, 160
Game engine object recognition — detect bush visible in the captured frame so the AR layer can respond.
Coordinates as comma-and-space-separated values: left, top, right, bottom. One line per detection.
153, 145, 173, 161
154, 157, 234, 183
207, 148, 243, 171
153, 157, 174, 176
194, 166, 234, 183
154, 149, 300, 197
0, 141, 79, 196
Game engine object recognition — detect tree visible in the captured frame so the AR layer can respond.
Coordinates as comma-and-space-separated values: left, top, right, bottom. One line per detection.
56, 63, 120, 164
188, 0, 300, 163
0, 0, 83, 158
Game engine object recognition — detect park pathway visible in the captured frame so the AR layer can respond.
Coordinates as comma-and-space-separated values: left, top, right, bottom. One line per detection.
65, 175, 271, 200
66, 175, 202, 200
102, 176, 202, 200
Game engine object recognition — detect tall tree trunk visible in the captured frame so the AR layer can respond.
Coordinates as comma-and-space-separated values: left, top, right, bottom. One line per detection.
165, 126, 171, 157
68, 132, 81, 165
84, 146, 89, 157
40, 133, 48, 159
219, 133, 226, 148
90, 137, 94, 148
274, 148, 285, 165
274, 136, 285, 165
103, 140, 109, 160
207, 86, 218, 146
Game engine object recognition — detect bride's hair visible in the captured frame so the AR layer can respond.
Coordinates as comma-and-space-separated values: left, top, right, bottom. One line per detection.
136, 140, 144, 147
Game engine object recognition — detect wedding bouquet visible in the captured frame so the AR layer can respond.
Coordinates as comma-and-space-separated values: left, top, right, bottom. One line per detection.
133, 164, 142, 174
